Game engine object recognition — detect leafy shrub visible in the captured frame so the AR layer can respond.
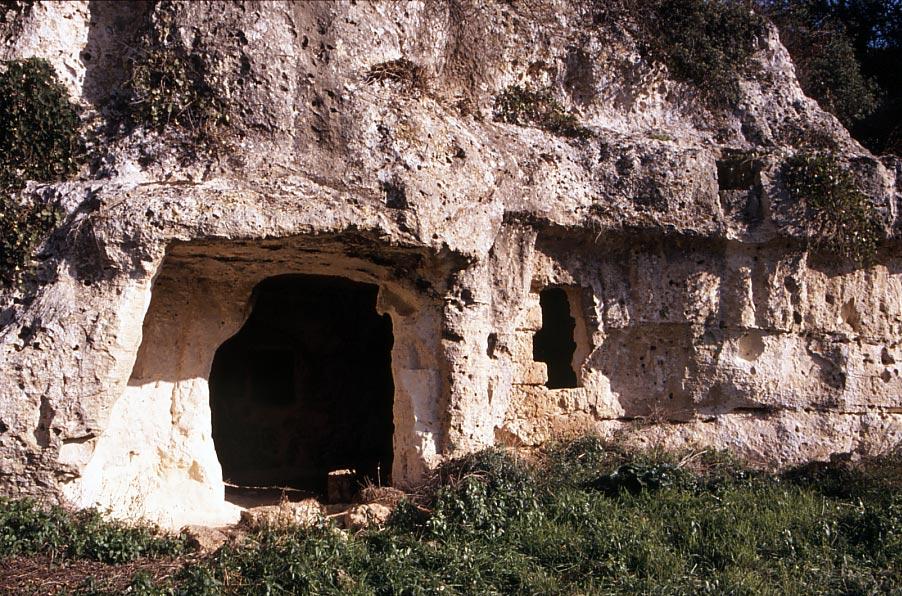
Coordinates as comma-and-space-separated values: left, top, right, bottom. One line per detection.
594, 0, 767, 108
591, 462, 691, 495
539, 434, 620, 487
0, 58, 80, 184
0, 498, 186, 564
425, 449, 540, 539
171, 563, 223, 595
128, 49, 228, 135
125, 14, 229, 153
493, 85, 593, 139
772, 14, 878, 128
783, 151, 881, 264
210, 526, 371, 594
0, 58, 78, 284
760, 0, 897, 155
0, 195, 61, 285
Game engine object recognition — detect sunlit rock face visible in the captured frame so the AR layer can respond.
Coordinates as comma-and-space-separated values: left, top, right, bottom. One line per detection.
0, 0, 899, 529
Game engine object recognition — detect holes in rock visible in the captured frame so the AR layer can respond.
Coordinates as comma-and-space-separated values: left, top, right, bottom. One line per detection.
841, 299, 862, 332
486, 332, 498, 358
737, 332, 765, 361
209, 274, 394, 495
382, 179, 407, 209
716, 152, 763, 222
533, 287, 579, 389
716, 155, 758, 190
33, 395, 53, 448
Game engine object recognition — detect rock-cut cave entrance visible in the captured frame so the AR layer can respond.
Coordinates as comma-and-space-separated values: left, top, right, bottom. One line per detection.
208, 274, 394, 498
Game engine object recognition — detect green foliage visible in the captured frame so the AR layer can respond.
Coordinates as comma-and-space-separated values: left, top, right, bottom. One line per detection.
425, 449, 540, 539
591, 462, 691, 495
622, 0, 768, 108
765, 2, 879, 128
783, 151, 882, 263
171, 564, 222, 595
128, 49, 228, 136
0, 195, 61, 284
0, 58, 80, 184
800, 31, 879, 124
8, 440, 901, 593
46, 439, 902, 594
0, 58, 78, 285
760, 0, 901, 155
0, 498, 186, 564
493, 85, 593, 139
125, 15, 229, 151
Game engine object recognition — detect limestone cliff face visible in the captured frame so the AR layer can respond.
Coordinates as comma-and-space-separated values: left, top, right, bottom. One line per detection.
0, 1, 899, 528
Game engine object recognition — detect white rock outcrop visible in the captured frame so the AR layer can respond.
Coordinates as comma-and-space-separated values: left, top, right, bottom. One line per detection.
0, 1, 899, 529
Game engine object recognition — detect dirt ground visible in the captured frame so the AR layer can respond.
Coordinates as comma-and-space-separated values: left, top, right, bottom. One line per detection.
0, 554, 193, 594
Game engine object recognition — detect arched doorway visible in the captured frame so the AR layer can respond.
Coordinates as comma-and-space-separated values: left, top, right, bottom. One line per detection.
209, 274, 394, 496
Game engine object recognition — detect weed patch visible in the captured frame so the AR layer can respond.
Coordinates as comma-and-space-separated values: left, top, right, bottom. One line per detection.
124, 14, 230, 155
0, 498, 186, 564
0, 195, 62, 285
493, 85, 593, 139
365, 59, 427, 95
423, 449, 540, 539
3, 439, 900, 593
0, 58, 78, 285
0, 59, 80, 183
783, 151, 882, 264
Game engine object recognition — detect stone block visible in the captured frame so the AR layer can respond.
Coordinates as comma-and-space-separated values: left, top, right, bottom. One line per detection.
345, 503, 393, 530
513, 361, 549, 386
327, 469, 357, 504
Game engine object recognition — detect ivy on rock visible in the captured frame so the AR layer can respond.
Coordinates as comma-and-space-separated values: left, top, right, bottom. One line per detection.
0, 58, 80, 285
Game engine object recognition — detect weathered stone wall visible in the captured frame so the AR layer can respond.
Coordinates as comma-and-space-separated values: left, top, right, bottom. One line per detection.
0, 1, 899, 528
57, 238, 451, 528
497, 232, 902, 463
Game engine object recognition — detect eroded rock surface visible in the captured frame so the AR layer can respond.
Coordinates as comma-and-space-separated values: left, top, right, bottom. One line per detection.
0, 1, 899, 528
346, 503, 393, 531
239, 499, 325, 531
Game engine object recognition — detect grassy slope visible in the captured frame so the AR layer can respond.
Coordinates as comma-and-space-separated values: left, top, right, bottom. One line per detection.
0, 438, 899, 595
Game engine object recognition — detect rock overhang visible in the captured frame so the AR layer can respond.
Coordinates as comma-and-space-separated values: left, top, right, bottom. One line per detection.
0, 0, 899, 529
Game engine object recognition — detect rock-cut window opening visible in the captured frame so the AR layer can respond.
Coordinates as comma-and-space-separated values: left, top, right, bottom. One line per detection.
208, 274, 394, 497
533, 287, 580, 389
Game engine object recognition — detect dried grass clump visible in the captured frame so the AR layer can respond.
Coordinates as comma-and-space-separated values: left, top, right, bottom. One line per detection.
365, 58, 428, 94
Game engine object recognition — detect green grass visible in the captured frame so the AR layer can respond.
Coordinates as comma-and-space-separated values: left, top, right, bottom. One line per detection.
0, 498, 186, 564
3, 439, 900, 594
